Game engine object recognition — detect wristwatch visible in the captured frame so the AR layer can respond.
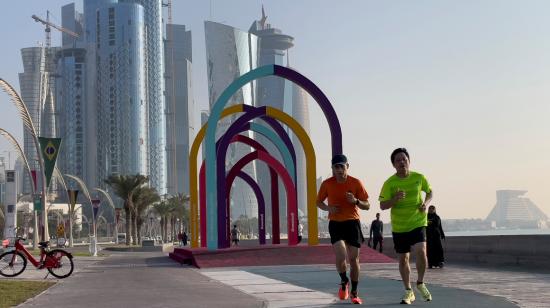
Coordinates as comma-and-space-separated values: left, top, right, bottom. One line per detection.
355, 199, 360, 205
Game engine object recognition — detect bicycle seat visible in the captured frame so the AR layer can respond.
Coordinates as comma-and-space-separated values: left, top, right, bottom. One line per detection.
38, 241, 49, 247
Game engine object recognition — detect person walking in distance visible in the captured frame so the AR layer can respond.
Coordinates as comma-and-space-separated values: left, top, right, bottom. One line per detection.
379, 148, 433, 304
317, 154, 370, 305
297, 222, 304, 243
427, 205, 445, 268
369, 213, 384, 253
231, 225, 240, 247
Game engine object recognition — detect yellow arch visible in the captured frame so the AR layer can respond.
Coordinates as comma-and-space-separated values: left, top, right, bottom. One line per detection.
189, 105, 318, 247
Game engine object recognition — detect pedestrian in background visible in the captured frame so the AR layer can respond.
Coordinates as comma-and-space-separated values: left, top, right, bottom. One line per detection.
369, 213, 384, 253
427, 205, 445, 268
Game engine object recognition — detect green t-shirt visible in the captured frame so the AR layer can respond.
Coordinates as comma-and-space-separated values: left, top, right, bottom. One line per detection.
378, 171, 431, 233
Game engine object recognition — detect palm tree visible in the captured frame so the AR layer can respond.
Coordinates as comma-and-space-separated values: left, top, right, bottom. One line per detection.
153, 201, 170, 243
132, 186, 160, 244
167, 194, 190, 239
104, 174, 149, 245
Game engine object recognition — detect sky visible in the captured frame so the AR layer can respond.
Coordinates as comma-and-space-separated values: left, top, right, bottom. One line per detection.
1, 0, 549, 222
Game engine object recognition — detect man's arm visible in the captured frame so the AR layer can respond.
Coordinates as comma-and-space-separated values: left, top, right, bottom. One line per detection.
380, 191, 404, 210
419, 190, 433, 212
356, 198, 370, 210
317, 200, 338, 214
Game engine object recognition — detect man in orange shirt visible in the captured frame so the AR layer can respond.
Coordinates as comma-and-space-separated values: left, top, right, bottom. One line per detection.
317, 154, 370, 305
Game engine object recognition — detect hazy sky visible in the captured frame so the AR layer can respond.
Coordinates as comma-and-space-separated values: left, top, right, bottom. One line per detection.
1, 1, 549, 222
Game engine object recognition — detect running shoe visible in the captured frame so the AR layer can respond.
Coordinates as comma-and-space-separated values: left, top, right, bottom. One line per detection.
416, 283, 432, 301
338, 281, 349, 300
400, 289, 415, 305
350, 292, 363, 304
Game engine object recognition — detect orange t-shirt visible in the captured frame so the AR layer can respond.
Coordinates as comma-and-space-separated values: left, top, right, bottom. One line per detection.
316, 175, 369, 221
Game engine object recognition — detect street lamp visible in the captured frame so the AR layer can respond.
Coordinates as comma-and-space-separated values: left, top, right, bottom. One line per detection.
0, 79, 50, 242
94, 188, 118, 244
64, 174, 97, 256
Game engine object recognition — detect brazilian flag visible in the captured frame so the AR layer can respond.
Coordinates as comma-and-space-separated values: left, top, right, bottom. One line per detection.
38, 137, 62, 189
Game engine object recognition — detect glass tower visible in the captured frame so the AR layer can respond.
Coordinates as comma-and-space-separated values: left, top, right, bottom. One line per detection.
165, 24, 194, 195
94, 3, 148, 182
204, 21, 260, 220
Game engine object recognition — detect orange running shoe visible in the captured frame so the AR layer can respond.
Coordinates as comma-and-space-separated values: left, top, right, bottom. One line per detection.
350, 292, 363, 304
338, 281, 349, 300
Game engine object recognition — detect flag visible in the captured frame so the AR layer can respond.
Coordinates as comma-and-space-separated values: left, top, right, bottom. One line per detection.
33, 194, 42, 212
68, 190, 79, 213
38, 137, 62, 189
115, 208, 121, 224
92, 199, 101, 220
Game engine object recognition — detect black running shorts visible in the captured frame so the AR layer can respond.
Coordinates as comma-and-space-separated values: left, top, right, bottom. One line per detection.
328, 219, 364, 248
392, 226, 426, 254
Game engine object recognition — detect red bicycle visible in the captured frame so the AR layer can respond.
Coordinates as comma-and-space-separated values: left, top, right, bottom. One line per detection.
0, 237, 74, 279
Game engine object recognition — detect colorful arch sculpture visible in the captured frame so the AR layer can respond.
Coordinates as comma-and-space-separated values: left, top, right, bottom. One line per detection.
190, 105, 298, 247
199, 134, 286, 247
204, 65, 341, 249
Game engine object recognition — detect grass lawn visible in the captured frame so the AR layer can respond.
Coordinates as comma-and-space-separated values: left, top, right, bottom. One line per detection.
0, 280, 55, 308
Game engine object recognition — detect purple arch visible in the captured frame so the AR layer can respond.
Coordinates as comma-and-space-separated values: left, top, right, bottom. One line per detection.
200, 134, 283, 247
216, 106, 302, 247
226, 171, 266, 245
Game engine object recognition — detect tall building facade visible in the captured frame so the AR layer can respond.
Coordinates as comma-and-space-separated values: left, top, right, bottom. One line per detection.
56, 3, 88, 185
121, 0, 167, 194
94, 3, 148, 182
18, 46, 59, 194
164, 24, 194, 195
204, 21, 260, 220
249, 11, 312, 223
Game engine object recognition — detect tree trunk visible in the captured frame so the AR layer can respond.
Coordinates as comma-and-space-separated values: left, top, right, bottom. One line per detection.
132, 211, 138, 245
163, 217, 168, 243
124, 207, 131, 246
137, 219, 143, 245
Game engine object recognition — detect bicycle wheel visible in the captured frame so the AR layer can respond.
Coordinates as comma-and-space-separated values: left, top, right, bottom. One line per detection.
0, 251, 27, 277
46, 249, 74, 279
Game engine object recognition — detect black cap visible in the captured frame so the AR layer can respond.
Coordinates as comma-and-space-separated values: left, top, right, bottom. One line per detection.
331, 154, 348, 166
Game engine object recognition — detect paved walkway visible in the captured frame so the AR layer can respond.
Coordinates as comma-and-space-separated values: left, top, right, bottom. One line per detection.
6, 251, 549, 307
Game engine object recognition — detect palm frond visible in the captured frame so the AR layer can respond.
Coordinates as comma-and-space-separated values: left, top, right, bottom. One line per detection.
0, 128, 36, 193
0, 78, 38, 136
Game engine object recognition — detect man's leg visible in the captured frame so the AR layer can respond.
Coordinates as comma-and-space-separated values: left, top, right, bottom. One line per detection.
346, 245, 360, 282
413, 241, 432, 301
398, 253, 411, 290
413, 242, 427, 283
333, 240, 350, 299
332, 240, 348, 274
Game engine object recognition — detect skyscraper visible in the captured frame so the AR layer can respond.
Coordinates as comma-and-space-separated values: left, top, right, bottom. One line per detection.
18, 46, 59, 194
165, 24, 194, 195
204, 21, 260, 219
121, 0, 167, 194
93, 2, 148, 182
56, 3, 88, 185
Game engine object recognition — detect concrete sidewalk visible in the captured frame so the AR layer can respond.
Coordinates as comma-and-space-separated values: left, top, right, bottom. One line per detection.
12, 251, 550, 307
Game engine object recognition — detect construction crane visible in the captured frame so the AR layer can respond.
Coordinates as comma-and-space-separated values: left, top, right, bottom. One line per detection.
32, 11, 79, 48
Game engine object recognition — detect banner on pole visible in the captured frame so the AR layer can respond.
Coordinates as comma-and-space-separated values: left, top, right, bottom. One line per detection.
38, 137, 62, 189
33, 194, 42, 212
68, 190, 79, 212
115, 208, 121, 224
92, 199, 101, 220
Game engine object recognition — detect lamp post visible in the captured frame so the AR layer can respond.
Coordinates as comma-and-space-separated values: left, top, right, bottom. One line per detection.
94, 188, 118, 244
64, 174, 97, 256
0, 79, 50, 243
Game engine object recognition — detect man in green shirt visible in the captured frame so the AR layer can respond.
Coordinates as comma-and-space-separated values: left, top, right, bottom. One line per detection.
379, 148, 433, 305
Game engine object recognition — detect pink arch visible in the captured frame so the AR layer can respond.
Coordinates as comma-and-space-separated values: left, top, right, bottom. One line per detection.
199, 135, 282, 247
226, 151, 298, 247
